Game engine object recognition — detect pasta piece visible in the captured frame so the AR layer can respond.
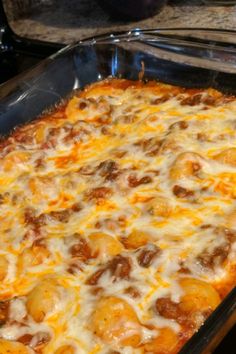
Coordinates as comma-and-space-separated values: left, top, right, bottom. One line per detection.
225, 209, 236, 230
169, 152, 203, 181
88, 232, 123, 260
121, 230, 150, 249
147, 196, 172, 217
18, 245, 50, 273
26, 279, 61, 322
54, 345, 76, 354
143, 327, 180, 354
92, 296, 141, 347
3, 151, 29, 172
214, 148, 236, 167
0, 339, 30, 354
179, 278, 220, 314
0, 255, 8, 281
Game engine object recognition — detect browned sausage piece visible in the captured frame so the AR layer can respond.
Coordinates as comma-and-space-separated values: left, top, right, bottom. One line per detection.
197, 243, 230, 270
86, 255, 132, 285
169, 121, 188, 131
108, 255, 132, 280
86, 187, 113, 200
180, 94, 203, 106
86, 269, 106, 285
69, 237, 93, 262
128, 174, 152, 188
18, 332, 51, 352
137, 244, 161, 268
172, 185, 194, 198
0, 300, 10, 326
152, 94, 171, 105
48, 209, 71, 223
134, 137, 162, 156
24, 208, 46, 226
97, 160, 120, 181
124, 286, 141, 299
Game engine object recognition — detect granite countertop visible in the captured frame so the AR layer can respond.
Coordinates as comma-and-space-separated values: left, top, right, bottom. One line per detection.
4, 0, 236, 44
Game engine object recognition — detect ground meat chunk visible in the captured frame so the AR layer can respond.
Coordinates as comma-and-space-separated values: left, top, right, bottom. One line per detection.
124, 286, 141, 299
173, 185, 194, 198
108, 255, 132, 280
97, 160, 120, 181
197, 243, 230, 270
17, 334, 33, 346
48, 209, 71, 223
180, 94, 203, 106
69, 237, 93, 262
34, 157, 45, 169
156, 297, 184, 321
24, 208, 46, 226
78, 101, 88, 110
169, 121, 188, 131
13, 132, 34, 145
137, 244, 161, 267
134, 137, 162, 156
0, 194, 4, 204
152, 94, 171, 105
215, 227, 236, 244
46, 203, 82, 223
79, 165, 95, 176
0, 301, 9, 326
86, 255, 132, 285
67, 261, 83, 275
86, 269, 106, 285
18, 332, 51, 352
128, 174, 152, 188
200, 224, 212, 230
86, 187, 113, 200
95, 216, 126, 231
156, 296, 213, 330
180, 93, 218, 107
202, 95, 217, 106
41, 127, 62, 149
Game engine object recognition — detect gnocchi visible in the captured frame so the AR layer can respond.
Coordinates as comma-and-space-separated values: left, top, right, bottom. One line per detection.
54, 345, 76, 354
121, 230, 150, 249
147, 196, 172, 217
143, 327, 180, 354
92, 296, 141, 347
179, 277, 220, 314
88, 232, 123, 260
170, 152, 203, 181
214, 147, 236, 167
26, 279, 61, 322
0, 255, 8, 281
0, 339, 30, 354
18, 245, 50, 273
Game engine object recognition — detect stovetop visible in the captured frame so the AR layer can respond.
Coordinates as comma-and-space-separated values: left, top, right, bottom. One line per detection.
0, 0, 63, 85
0, 49, 43, 84
0, 31, 63, 85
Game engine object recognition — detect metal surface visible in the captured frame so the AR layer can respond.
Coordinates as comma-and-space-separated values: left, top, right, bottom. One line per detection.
0, 28, 236, 353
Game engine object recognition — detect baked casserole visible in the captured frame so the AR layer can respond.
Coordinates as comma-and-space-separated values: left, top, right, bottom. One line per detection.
0, 79, 235, 353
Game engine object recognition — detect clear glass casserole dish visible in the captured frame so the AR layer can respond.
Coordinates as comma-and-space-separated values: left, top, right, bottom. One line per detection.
0, 28, 236, 354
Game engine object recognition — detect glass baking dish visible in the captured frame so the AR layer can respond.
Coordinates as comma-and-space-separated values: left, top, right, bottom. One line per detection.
0, 28, 236, 353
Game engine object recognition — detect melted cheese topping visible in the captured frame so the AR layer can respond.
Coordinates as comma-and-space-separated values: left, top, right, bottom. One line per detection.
0, 79, 236, 354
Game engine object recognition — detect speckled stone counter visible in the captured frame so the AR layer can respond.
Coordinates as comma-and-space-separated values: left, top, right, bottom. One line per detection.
4, 0, 236, 44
